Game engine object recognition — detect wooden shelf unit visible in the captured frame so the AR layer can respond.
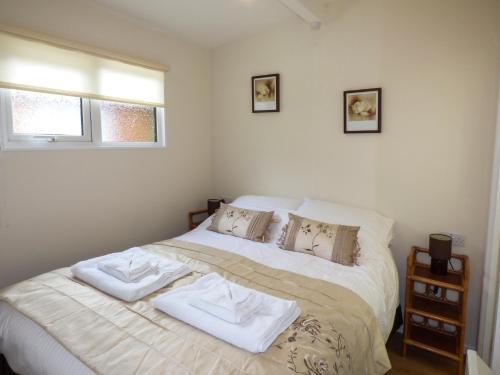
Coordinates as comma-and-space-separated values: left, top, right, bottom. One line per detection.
188, 208, 208, 229
403, 246, 469, 375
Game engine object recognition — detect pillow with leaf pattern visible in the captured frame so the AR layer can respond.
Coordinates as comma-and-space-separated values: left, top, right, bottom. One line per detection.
278, 213, 360, 266
208, 203, 274, 242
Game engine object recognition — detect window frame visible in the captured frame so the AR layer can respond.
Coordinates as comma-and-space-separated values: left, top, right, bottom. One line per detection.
0, 88, 166, 151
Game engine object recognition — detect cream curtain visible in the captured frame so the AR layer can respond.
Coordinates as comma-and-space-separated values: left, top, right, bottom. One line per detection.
0, 29, 165, 106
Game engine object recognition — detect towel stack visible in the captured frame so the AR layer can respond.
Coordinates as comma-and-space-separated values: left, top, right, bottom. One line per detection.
188, 279, 263, 324
97, 253, 159, 283
153, 273, 301, 353
71, 247, 191, 302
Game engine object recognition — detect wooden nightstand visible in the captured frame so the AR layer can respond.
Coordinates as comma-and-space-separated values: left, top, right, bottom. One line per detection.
403, 246, 469, 375
188, 209, 208, 229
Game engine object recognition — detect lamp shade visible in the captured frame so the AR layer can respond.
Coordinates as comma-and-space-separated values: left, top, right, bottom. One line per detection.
429, 234, 452, 260
207, 199, 225, 216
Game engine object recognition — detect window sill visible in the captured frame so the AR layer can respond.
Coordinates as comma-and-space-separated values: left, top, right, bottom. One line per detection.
0, 142, 166, 151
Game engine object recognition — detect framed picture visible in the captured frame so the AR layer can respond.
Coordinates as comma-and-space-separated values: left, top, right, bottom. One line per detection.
344, 88, 382, 133
252, 73, 280, 113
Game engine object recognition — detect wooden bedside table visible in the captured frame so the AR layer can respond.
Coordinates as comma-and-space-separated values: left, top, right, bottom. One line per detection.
403, 246, 469, 375
188, 209, 208, 229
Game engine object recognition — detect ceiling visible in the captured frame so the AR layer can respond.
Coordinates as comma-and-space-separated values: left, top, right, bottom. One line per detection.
91, 0, 299, 49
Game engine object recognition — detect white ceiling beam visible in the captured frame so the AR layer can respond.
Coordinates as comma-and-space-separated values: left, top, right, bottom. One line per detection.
278, 0, 322, 29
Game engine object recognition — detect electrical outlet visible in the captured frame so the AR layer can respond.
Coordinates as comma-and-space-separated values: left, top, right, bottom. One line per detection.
444, 233, 465, 249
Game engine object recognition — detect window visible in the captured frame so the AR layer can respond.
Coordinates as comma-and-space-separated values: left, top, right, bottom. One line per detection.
0, 88, 165, 149
11, 90, 84, 137
99, 102, 157, 143
0, 28, 166, 150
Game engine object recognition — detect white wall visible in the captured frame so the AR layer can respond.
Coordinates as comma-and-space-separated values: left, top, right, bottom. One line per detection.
0, 0, 212, 288
211, 0, 500, 346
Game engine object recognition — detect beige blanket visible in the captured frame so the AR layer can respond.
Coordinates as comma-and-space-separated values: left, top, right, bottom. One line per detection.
0, 239, 391, 374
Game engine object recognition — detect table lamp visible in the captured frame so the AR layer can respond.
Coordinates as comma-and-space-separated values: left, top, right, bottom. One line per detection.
429, 233, 452, 275
207, 198, 225, 216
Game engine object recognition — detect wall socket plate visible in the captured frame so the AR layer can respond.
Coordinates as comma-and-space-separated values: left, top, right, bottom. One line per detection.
443, 232, 466, 249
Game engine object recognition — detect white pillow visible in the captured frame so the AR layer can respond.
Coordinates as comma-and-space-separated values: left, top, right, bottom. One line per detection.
296, 198, 395, 246
231, 195, 303, 211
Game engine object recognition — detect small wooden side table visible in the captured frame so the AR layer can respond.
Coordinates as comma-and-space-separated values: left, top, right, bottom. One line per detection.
403, 246, 469, 375
188, 209, 208, 229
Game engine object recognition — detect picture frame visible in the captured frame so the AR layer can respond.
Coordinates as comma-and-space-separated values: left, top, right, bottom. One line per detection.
344, 88, 382, 133
252, 73, 280, 113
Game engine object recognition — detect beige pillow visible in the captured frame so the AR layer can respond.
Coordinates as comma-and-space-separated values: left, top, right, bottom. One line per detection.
278, 213, 360, 266
208, 203, 274, 242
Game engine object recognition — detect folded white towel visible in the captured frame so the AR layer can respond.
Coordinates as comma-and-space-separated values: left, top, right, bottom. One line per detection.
98, 252, 159, 283
71, 248, 191, 302
153, 273, 301, 353
188, 278, 263, 324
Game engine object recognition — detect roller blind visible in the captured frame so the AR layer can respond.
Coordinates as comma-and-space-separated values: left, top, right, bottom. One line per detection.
0, 30, 165, 106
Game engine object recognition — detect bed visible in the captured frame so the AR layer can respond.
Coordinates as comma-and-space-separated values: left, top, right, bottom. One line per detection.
0, 196, 399, 375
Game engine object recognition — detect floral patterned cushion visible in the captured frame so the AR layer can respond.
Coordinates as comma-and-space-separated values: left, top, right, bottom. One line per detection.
278, 213, 360, 266
208, 203, 274, 242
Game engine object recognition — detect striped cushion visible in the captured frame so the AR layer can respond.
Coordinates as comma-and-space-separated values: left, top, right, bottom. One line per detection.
278, 213, 360, 266
208, 203, 274, 242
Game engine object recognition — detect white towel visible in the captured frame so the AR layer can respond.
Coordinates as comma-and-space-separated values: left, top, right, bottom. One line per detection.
98, 252, 159, 283
71, 248, 192, 302
188, 278, 263, 324
153, 273, 301, 353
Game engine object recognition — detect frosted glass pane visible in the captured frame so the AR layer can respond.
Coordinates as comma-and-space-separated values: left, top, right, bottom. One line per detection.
100, 102, 156, 142
11, 90, 82, 136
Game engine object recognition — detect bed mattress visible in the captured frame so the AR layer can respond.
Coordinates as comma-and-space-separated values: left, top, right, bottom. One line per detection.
0, 219, 399, 375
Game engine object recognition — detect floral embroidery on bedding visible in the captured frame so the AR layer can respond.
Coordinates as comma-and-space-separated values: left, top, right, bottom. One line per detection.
300, 223, 336, 254
274, 314, 352, 375
224, 208, 251, 234
278, 213, 360, 266
207, 203, 274, 241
